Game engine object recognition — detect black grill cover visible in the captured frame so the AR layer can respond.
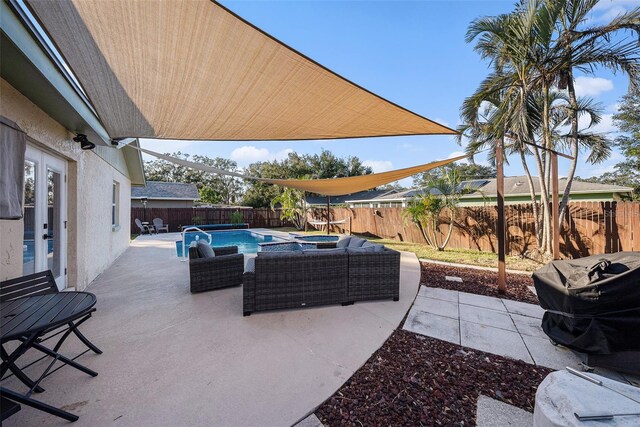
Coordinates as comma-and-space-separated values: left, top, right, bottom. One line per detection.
533, 252, 640, 354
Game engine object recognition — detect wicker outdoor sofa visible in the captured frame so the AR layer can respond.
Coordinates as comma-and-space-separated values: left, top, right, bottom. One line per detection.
188, 243, 245, 293
243, 238, 400, 316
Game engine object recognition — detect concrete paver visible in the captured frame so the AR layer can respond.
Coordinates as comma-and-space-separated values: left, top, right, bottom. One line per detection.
403, 309, 460, 345
459, 304, 517, 331
412, 296, 459, 319
418, 286, 458, 303
459, 292, 507, 312
476, 395, 533, 427
502, 299, 544, 319
460, 321, 533, 363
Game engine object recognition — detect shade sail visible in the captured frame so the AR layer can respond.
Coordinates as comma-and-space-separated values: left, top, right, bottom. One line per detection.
26, 0, 456, 141
137, 146, 466, 196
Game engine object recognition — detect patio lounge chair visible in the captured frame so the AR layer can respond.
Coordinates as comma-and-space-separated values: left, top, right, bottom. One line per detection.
188, 241, 244, 293
135, 218, 152, 234
152, 218, 169, 233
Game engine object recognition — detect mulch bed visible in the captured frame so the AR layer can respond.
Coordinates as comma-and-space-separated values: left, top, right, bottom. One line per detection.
316, 330, 552, 426
421, 262, 539, 305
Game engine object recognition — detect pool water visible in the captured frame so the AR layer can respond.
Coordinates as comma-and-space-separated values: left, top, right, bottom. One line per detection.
176, 230, 284, 257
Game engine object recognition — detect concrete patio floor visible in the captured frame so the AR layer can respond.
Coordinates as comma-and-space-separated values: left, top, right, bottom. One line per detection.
3, 232, 420, 426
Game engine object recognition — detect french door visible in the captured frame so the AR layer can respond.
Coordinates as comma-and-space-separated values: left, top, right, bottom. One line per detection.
23, 145, 67, 290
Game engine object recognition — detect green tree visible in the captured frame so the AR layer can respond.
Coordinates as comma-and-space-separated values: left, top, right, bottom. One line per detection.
241, 150, 372, 207
270, 187, 308, 230
460, 0, 638, 258
403, 170, 465, 251
583, 93, 640, 199
144, 152, 243, 205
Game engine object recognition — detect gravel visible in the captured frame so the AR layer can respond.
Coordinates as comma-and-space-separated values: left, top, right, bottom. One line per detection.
421, 262, 539, 305
316, 330, 552, 426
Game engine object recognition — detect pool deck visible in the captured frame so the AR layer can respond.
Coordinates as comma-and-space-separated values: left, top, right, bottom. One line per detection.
3, 230, 420, 426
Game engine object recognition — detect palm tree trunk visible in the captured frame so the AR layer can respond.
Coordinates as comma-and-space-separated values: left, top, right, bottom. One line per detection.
542, 82, 553, 256
558, 73, 580, 221
440, 210, 456, 250
519, 148, 541, 248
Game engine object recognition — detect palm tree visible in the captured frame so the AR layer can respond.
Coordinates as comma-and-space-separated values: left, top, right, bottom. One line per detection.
461, 0, 638, 257
270, 187, 308, 230
552, 0, 639, 220
403, 170, 465, 251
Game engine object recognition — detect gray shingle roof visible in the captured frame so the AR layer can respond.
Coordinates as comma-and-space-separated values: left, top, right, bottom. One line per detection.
305, 189, 395, 205
131, 181, 200, 200
461, 176, 633, 198
344, 177, 632, 202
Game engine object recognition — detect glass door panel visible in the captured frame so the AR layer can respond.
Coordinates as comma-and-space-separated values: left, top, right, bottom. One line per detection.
23, 160, 37, 275
46, 168, 61, 278
23, 145, 67, 290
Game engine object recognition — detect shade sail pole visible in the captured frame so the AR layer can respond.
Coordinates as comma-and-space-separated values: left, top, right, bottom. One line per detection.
496, 138, 506, 293
551, 151, 560, 260
326, 196, 330, 235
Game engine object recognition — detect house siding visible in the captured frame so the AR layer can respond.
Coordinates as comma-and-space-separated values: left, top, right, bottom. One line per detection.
0, 78, 131, 290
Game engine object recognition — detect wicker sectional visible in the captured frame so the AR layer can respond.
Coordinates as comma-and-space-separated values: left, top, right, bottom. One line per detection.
188, 245, 245, 293
243, 248, 400, 316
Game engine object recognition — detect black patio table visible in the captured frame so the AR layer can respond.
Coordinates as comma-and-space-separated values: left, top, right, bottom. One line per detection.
1, 292, 98, 422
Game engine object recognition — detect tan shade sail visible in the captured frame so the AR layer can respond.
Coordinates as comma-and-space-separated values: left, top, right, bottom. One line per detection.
26, 0, 456, 141
137, 146, 466, 196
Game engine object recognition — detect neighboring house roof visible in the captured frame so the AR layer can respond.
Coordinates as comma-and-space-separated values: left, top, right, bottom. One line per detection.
460, 176, 633, 199
305, 189, 397, 205
344, 176, 633, 203
131, 181, 200, 200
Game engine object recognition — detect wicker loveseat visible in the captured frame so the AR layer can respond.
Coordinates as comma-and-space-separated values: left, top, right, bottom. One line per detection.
188, 242, 244, 293
243, 244, 400, 316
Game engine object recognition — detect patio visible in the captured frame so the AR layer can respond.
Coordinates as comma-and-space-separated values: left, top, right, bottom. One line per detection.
2, 232, 420, 426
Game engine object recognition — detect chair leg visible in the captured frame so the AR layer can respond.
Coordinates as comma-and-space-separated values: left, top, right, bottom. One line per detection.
29, 342, 97, 377
0, 387, 78, 422
1, 343, 45, 393
71, 328, 103, 354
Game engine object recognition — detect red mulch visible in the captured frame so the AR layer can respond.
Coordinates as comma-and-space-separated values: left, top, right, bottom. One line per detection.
316, 330, 552, 426
421, 262, 539, 305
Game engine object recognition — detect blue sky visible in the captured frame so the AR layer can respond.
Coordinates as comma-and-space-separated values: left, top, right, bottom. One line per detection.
140, 0, 638, 186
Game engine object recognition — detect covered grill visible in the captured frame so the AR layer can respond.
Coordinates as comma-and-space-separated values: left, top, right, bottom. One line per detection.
533, 252, 640, 355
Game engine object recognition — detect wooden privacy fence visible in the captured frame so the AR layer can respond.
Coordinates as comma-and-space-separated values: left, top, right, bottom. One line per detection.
131, 207, 291, 232
309, 201, 640, 258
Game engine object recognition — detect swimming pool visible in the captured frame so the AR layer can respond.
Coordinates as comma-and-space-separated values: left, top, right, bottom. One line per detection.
175, 230, 285, 257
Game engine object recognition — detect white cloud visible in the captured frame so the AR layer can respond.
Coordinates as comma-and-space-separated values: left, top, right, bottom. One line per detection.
578, 113, 618, 134
589, 0, 637, 23
230, 145, 293, 165
574, 77, 614, 97
363, 160, 393, 173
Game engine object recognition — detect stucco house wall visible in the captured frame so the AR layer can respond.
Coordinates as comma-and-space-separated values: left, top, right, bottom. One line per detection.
0, 78, 131, 290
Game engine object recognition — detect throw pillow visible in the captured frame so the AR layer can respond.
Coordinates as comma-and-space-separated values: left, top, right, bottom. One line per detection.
346, 246, 376, 253
347, 237, 366, 248
302, 248, 346, 254
362, 242, 385, 252
196, 240, 215, 258
336, 235, 352, 248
